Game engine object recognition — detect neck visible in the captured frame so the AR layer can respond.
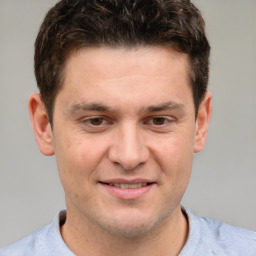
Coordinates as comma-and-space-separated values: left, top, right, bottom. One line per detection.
60, 206, 188, 256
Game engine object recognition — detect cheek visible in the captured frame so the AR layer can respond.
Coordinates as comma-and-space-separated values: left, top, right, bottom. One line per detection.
54, 135, 96, 186
53, 141, 99, 207
56, 132, 100, 167
153, 131, 194, 190
157, 131, 194, 165
54, 133, 112, 194
162, 140, 193, 202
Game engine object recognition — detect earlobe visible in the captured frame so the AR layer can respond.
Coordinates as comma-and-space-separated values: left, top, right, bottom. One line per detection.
28, 93, 54, 156
194, 92, 212, 153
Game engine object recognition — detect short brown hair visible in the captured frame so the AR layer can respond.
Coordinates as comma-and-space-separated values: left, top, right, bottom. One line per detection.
34, 0, 210, 124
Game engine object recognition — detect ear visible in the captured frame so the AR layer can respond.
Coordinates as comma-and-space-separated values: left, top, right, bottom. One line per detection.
194, 92, 212, 153
28, 93, 54, 156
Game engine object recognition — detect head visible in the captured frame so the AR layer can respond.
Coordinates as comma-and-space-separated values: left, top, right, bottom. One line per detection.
34, 0, 210, 125
29, 0, 212, 244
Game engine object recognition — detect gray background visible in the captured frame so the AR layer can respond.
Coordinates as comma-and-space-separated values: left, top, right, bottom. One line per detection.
0, 0, 255, 248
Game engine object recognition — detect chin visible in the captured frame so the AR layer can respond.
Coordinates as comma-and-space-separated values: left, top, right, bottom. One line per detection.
107, 223, 150, 238
96, 210, 169, 239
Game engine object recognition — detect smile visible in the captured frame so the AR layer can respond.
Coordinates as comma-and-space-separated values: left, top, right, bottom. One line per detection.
99, 181, 155, 200
108, 183, 148, 189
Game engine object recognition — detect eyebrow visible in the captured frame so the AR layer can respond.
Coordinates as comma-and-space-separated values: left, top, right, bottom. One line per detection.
146, 101, 185, 113
65, 102, 115, 115
65, 101, 184, 116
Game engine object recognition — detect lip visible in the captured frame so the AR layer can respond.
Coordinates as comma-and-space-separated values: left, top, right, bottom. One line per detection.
98, 179, 156, 200
100, 178, 154, 184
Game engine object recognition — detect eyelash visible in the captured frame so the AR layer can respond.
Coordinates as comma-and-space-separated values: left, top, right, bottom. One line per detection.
144, 116, 173, 126
81, 117, 111, 127
81, 116, 174, 128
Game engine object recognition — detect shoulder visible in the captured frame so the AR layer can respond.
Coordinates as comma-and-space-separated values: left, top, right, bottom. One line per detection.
0, 210, 74, 256
199, 215, 256, 254
0, 225, 50, 256
181, 207, 256, 256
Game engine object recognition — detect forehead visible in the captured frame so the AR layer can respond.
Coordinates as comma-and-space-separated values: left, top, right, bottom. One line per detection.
57, 46, 193, 114
62, 46, 190, 84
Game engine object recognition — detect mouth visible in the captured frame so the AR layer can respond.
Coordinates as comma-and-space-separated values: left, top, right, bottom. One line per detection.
98, 180, 155, 200
99, 182, 153, 189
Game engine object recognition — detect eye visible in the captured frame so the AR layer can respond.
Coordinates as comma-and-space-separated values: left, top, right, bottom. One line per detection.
151, 117, 167, 125
143, 116, 176, 132
79, 116, 113, 133
81, 116, 110, 127
89, 117, 105, 126
146, 116, 171, 126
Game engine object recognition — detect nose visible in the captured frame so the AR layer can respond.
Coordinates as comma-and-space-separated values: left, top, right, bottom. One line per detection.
108, 123, 149, 170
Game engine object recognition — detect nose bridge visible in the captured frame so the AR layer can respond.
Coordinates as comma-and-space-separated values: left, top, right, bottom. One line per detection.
108, 121, 148, 170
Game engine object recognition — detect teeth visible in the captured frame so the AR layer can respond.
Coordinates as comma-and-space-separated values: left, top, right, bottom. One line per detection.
120, 184, 129, 189
109, 183, 147, 189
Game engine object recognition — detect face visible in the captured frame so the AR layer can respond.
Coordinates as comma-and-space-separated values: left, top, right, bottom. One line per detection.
30, 46, 211, 238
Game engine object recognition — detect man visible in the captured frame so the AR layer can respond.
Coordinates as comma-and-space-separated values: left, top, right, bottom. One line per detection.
0, 0, 255, 255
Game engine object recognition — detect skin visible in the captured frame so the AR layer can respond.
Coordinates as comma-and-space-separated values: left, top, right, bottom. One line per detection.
29, 46, 211, 256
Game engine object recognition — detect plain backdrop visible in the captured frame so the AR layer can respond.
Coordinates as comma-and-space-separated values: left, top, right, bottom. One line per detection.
0, 0, 255, 248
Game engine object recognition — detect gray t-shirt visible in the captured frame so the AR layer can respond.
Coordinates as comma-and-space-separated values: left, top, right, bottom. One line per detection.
1, 207, 255, 256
